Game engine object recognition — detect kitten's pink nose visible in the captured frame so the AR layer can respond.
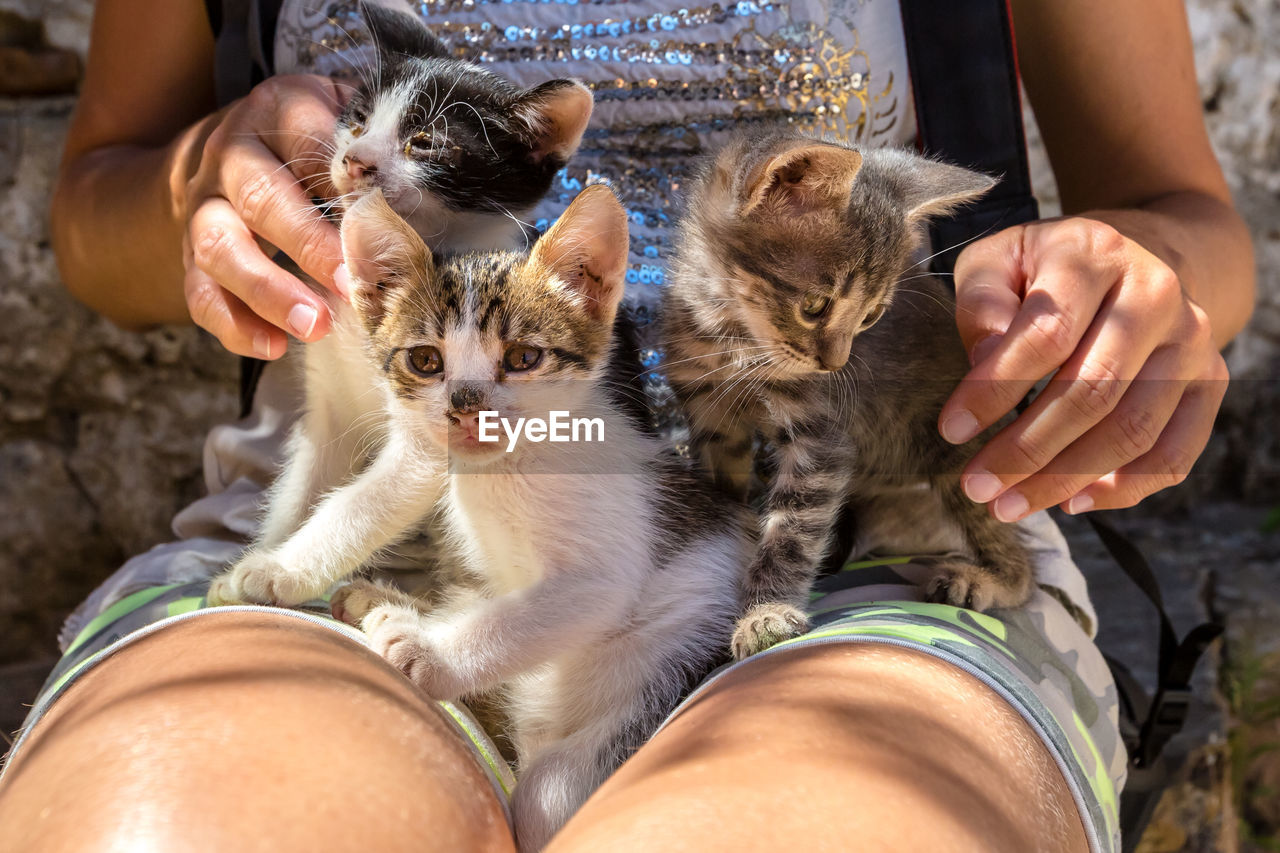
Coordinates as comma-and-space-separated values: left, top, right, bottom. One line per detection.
449, 411, 481, 434
343, 155, 376, 182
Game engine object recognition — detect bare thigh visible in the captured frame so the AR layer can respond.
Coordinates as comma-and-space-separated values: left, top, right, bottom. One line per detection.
0, 611, 513, 853
550, 643, 1089, 853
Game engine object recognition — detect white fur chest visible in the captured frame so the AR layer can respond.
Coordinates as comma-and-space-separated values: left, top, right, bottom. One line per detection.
446, 453, 657, 598
447, 470, 552, 593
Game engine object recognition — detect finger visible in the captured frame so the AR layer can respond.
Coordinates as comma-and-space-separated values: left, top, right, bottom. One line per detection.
218, 136, 343, 290
184, 264, 287, 359
952, 225, 1026, 364
242, 75, 344, 196
980, 346, 1188, 521
1063, 363, 1228, 512
960, 280, 1173, 502
940, 221, 1127, 446
189, 197, 332, 342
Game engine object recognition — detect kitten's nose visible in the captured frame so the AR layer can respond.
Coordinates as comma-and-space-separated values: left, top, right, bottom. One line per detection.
343, 155, 377, 182
450, 411, 481, 435
447, 385, 486, 419
817, 333, 853, 371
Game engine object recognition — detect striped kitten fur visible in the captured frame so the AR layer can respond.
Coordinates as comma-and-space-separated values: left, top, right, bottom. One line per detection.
662, 131, 1033, 660
208, 2, 595, 607
332, 187, 751, 852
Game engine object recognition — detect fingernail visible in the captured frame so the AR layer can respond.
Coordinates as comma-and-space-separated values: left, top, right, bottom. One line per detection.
964, 470, 1004, 504
288, 303, 319, 338
993, 490, 1029, 523
333, 263, 353, 302
1065, 494, 1094, 515
969, 334, 1003, 367
253, 332, 273, 359
941, 409, 981, 444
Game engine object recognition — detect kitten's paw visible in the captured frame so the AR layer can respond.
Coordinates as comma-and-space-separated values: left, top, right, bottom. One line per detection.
214, 551, 328, 607
731, 602, 810, 660
922, 558, 1031, 612
206, 572, 248, 606
366, 605, 459, 699
330, 579, 391, 625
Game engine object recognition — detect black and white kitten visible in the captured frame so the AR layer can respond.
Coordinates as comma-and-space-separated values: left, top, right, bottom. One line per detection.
326, 186, 751, 852
329, 1, 593, 250
662, 131, 1033, 659
210, 3, 594, 606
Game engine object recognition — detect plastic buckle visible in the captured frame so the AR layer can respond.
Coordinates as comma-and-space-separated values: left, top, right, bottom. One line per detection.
1137, 687, 1192, 768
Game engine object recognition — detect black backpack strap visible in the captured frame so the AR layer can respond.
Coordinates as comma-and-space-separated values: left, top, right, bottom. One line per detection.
206, 0, 285, 415
897, 0, 1039, 273
1084, 514, 1223, 768
208, 0, 281, 105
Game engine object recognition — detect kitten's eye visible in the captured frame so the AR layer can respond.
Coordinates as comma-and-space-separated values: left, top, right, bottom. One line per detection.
503, 344, 543, 372
801, 293, 831, 319
406, 131, 434, 156
348, 107, 368, 135
861, 303, 886, 329
405, 346, 444, 376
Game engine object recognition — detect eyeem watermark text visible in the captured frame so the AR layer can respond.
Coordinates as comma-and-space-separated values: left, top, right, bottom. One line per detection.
477, 411, 605, 452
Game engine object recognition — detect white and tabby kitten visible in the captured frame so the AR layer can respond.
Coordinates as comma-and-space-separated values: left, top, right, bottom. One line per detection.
663, 131, 1033, 660
209, 3, 593, 606
331, 186, 751, 852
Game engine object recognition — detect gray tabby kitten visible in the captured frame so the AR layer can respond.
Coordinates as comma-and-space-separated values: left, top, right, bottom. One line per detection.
662, 131, 1033, 660
331, 186, 751, 852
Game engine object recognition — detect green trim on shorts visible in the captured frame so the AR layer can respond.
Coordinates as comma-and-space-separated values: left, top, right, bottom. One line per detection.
9, 582, 516, 821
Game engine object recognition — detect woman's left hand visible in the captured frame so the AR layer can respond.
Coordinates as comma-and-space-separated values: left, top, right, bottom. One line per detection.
938, 216, 1230, 521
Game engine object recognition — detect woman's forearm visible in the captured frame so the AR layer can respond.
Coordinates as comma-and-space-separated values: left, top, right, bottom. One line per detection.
1083, 192, 1256, 349
51, 114, 217, 330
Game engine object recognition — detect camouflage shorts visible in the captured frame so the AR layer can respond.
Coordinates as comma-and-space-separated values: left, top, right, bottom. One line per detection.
667, 553, 1126, 853
13, 516, 1121, 852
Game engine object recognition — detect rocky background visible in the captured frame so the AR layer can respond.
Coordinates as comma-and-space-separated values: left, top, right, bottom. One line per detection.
0, 1, 1277, 849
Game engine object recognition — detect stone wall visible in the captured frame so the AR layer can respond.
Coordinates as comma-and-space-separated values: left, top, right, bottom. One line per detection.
0, 1, 1277, 669
0, 1, 240, 666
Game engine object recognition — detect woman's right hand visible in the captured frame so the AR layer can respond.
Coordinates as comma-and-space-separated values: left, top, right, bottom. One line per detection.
180, 74, 349, 358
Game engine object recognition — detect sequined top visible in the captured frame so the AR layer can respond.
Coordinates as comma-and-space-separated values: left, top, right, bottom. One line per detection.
274, 0, 916, 312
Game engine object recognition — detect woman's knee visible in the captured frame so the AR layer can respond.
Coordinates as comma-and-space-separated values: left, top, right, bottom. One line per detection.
0, 611, 513, 853
551, 643, 1089, 853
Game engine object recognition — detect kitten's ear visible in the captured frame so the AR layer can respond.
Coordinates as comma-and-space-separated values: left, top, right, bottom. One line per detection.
741, 143, 863, 217
341, 190, 432, 324
361, 1, 450, 59
895, 158, 997, 221
516, 80, 594, 167
528, 185, 629, 324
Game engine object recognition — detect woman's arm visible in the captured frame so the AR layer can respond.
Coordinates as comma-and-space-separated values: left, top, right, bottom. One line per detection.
52, 0, 347, 357
941, 0, 1255, 518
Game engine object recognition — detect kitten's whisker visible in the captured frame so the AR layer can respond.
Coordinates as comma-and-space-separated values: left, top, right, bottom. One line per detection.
900, 214, 1010, 276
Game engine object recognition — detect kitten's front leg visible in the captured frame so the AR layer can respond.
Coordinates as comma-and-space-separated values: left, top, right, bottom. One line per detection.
733, 418, 855, 660
209, 433, 444, 607
671, 371, 760, 499
362, 570, 629, 700
922, 478, 1034, 611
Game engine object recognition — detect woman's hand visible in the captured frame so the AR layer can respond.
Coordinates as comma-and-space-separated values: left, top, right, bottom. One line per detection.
938, 216, 1230, 520
180, 74, 349, 358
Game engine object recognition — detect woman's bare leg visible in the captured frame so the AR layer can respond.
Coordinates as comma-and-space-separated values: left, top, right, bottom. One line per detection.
550, 643, 1089, 853
0, 611, 513, 853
